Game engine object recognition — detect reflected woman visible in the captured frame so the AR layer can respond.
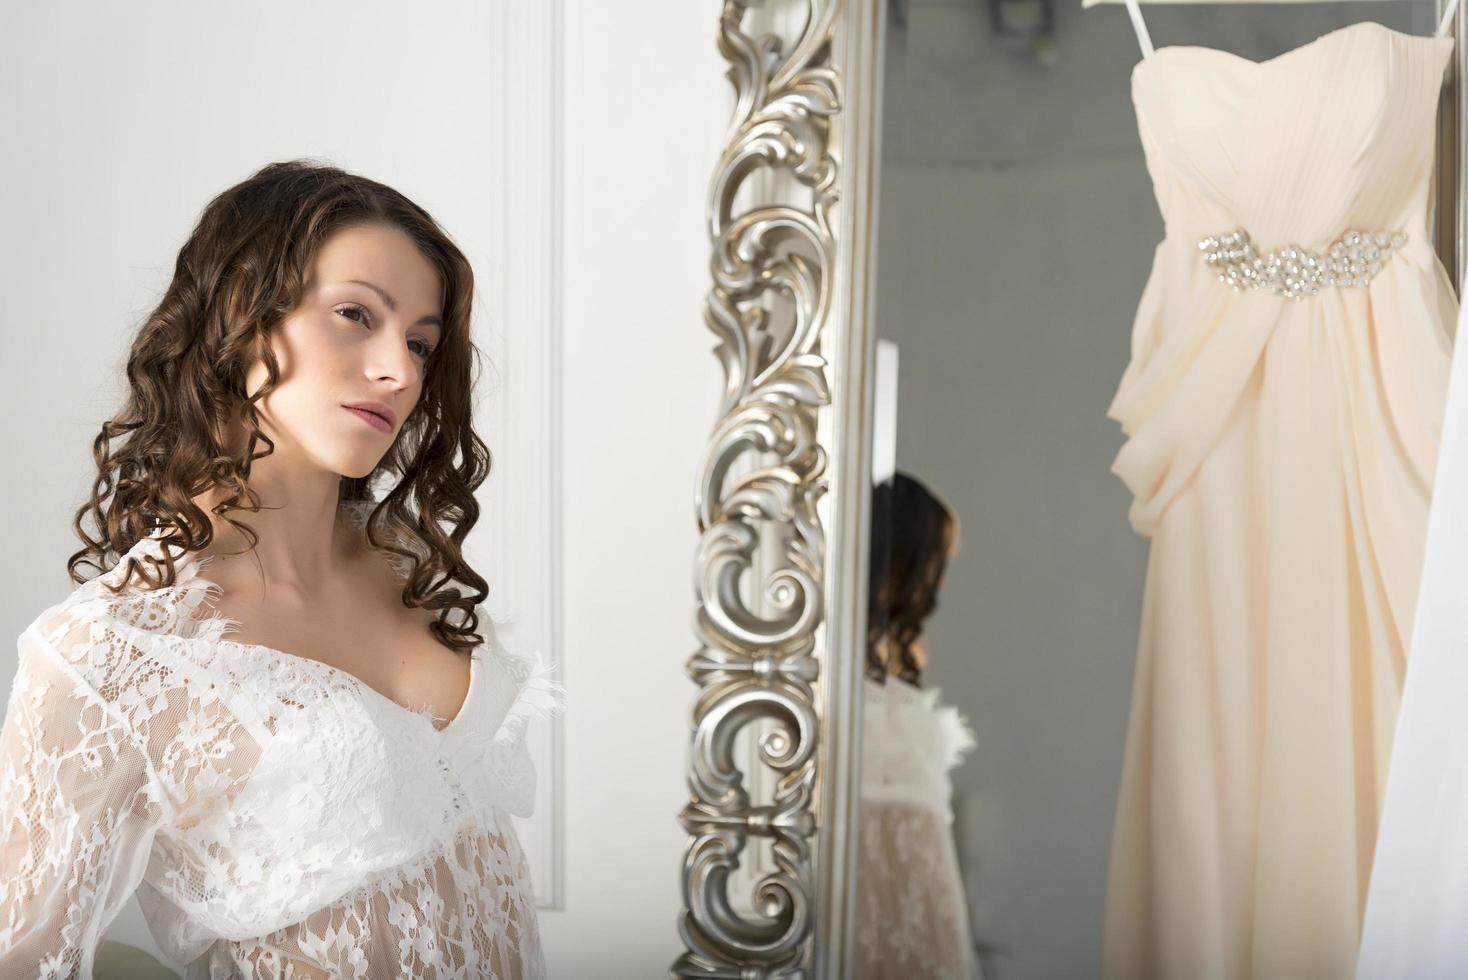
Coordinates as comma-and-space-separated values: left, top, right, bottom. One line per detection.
857, 471, 982, 980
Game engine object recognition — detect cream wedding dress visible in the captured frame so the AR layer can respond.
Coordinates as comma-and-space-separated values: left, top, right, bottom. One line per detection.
1102, 3, 1460, 976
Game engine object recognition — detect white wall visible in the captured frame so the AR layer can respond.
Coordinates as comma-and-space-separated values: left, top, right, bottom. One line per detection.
540, 1, 726, 976
0, 1, 726, 976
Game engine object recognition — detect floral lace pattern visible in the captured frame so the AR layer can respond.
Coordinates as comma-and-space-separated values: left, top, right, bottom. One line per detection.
0, 500, 563, 978
856, 676, 981, 980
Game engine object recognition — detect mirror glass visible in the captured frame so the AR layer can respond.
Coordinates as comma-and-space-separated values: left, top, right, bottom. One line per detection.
857, 2, 1453, 978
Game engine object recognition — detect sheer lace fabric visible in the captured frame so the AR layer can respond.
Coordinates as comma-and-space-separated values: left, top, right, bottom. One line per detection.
0, 500, 562, 978
856, 675, 981, 980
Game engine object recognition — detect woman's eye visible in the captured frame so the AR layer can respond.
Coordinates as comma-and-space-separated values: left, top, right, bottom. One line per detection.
336, 304, 370, 325
338, 305, 434, 362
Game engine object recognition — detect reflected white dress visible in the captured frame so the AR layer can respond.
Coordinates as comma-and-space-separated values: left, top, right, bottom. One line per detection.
856, 675, 981, 980
0, 499, 561, 978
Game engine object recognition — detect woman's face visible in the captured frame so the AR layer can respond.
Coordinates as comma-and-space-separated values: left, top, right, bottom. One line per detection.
236, 222, 445, 481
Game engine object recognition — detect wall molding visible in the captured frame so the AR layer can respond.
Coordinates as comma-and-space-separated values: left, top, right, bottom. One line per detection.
478, 0, 566, 911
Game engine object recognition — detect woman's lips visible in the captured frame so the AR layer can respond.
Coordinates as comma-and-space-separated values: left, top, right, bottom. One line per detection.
344, 406, 392, 433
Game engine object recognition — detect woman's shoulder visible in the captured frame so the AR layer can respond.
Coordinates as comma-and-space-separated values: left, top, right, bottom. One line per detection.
22, 534, 236, 701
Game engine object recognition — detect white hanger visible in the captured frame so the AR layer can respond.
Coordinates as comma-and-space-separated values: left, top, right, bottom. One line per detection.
1438, 0, 1463, 40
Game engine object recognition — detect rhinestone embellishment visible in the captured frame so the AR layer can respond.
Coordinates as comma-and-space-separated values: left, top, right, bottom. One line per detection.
1198, 228, 1408, 301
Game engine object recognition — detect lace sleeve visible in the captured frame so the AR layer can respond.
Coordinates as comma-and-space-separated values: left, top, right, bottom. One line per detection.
0, 614, 176, 977
472, 613, 565, 819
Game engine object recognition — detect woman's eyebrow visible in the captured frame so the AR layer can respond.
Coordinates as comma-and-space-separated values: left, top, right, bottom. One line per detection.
344, 278, 443, 329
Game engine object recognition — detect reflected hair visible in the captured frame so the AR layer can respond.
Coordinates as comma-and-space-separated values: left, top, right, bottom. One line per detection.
866, 471, 958, 686
66, 158, 495, 655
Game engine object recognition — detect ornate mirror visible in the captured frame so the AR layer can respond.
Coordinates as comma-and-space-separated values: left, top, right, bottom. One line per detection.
679, 0, 1467, 976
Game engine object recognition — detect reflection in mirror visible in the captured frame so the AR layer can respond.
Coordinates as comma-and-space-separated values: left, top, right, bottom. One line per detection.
857, 0, 1459, 977
859, 469, 980, 977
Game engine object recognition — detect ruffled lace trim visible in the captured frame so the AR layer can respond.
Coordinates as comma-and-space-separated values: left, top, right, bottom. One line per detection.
862, 676, 976, 815
458, 643, 566, 818
934, 702, 977, 772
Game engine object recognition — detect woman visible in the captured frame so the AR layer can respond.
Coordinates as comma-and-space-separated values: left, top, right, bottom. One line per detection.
0, 160, 561, 978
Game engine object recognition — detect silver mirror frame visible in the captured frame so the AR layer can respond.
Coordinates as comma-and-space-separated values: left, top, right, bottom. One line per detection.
677, 0, 885, 976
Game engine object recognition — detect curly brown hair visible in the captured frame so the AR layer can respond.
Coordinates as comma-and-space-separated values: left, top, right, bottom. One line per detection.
866, 472, 958, 686
65, 158, 495, 654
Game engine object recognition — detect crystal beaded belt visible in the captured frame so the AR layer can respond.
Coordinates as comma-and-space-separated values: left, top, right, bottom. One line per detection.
1198, 228, 1408, 301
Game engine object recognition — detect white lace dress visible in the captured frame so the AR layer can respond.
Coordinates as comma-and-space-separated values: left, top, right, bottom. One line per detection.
0, 500, 561, 979
856, 675, 981, 980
